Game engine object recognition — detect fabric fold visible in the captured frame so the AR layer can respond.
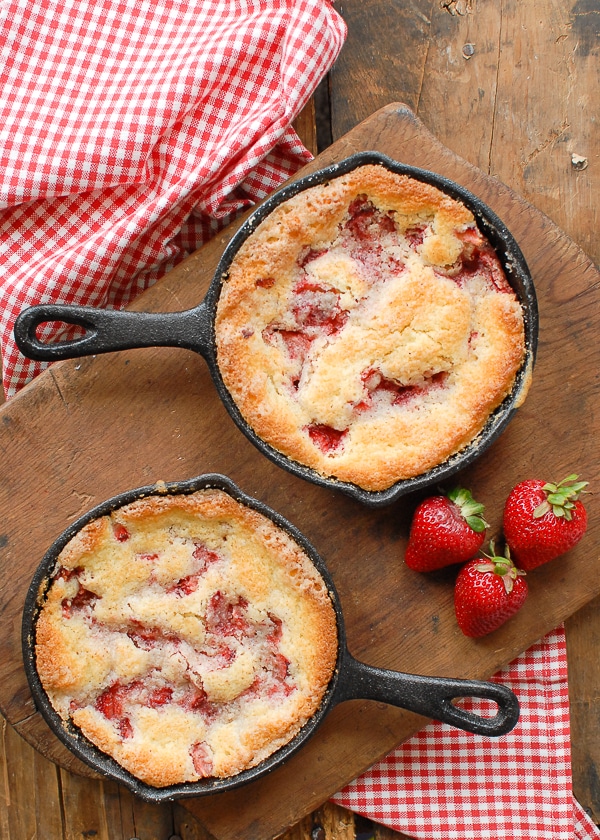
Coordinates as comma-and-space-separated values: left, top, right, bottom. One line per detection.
333, 627, 600, 840
0, 0, 346, 396
2, 6, 596, 837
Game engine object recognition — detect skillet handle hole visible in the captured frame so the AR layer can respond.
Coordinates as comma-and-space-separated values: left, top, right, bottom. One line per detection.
451, 695, 501, 718
34, 321, 89, 344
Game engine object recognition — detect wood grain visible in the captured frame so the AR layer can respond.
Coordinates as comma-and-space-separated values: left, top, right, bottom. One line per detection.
330, 0, 600, 826
179, 104, 600, 839
1, 104, 598, 840
0, 722, 408, 839
1, 719, 63, 840
1, 2, 599, 838
330, 0, 599, 265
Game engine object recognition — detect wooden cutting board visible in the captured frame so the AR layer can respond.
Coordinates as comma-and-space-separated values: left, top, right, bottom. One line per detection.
1, 104, 598, 840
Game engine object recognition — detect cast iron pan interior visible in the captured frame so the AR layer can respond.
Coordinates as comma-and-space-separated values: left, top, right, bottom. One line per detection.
13, 152, 539, 507
22, 473, 520, 803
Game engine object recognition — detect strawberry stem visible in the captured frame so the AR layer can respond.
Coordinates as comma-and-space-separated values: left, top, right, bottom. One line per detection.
477, 541, 525, 595
447, 487, 489, 533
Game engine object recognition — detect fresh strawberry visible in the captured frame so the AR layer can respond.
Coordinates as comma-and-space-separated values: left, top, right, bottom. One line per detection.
503, 474, 588, 571
404, 487, 488, 572
454, 544, 528, 638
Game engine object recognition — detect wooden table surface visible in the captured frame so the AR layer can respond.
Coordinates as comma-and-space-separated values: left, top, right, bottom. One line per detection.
2, 2, 599, 839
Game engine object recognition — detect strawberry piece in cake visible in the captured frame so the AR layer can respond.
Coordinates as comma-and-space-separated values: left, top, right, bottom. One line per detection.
35, 488, 338, 787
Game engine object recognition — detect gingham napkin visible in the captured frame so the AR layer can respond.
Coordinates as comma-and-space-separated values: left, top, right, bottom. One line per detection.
333, 627, 600, 839
0, 0, 345, 397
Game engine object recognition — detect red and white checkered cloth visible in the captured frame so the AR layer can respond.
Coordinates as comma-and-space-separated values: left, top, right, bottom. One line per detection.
1, 3, 598, 837
0, 0, 345, 397
333, 627, 600, 839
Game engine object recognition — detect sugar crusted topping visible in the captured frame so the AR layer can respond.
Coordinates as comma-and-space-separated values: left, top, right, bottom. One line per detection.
35, 490, 338, 787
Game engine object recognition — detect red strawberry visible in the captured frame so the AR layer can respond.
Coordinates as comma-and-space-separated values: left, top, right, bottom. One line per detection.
404, 487, 488, 572
454, 545, 528, 638
503, 475, 588, 571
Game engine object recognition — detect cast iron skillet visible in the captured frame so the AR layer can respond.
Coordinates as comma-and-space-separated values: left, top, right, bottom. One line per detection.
23, 473, 520, 804
13, 152, 539, 508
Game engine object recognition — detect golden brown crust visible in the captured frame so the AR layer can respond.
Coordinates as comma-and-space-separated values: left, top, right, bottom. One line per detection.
35, 489, 338, 787
215, 164, 527, 491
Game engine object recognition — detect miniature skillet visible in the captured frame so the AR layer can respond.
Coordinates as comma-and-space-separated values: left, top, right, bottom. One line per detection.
13, 152, 539, 507
22, 473, 520, 804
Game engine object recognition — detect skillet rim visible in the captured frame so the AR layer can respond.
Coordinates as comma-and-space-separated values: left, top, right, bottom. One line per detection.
21, 472, 346, 803
207, 150, 539, 507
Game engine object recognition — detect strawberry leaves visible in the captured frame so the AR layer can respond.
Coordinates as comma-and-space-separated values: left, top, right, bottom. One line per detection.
473, 543, 523, 596
532, 474, 588, 520
447, 487, 489, 532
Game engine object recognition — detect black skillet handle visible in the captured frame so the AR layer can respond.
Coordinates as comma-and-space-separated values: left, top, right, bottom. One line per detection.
13, 302, 213, 362
337, 653, 520, 737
